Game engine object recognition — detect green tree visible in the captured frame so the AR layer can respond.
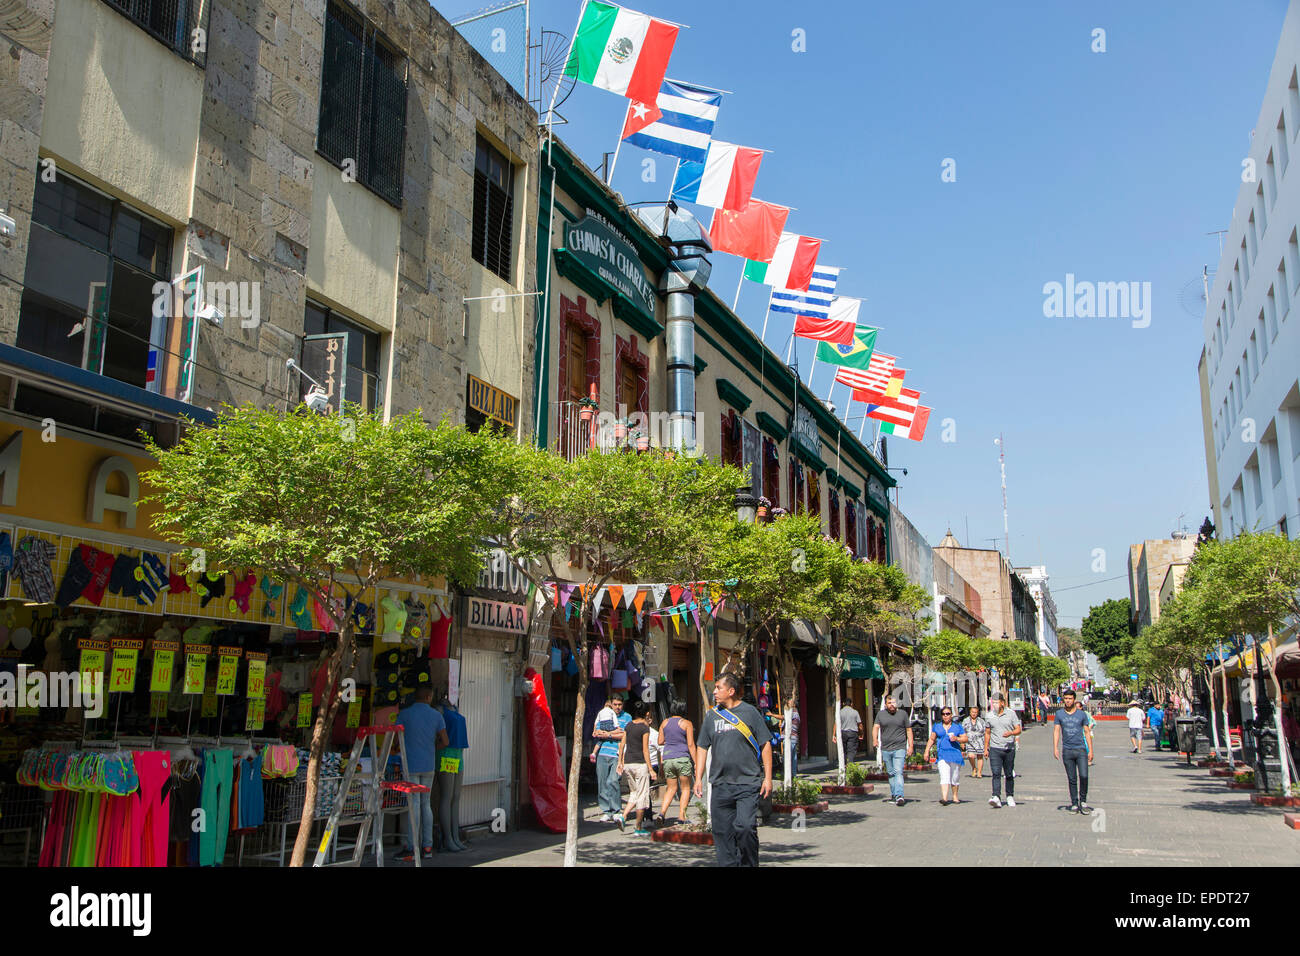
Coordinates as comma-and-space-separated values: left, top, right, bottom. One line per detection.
143, 404, 523, 866
1056, 626, 1082, 657
1080, 597, 1133, 661
1184, 531, 1300, 790
1038, 655, 1072, 689
492, 444, 743, 866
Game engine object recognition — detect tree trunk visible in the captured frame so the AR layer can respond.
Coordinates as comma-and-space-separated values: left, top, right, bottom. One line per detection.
1218, 643, 1235, 766
1204, 665, 1219, 760
833, 670, 845, 785
1264, 624, 1294, 793
563, 619, 588, 868
290, 625, 352, 867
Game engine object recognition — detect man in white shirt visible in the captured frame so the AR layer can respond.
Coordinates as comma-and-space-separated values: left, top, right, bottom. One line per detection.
839, 699, 863, 764
1126, 700, 1146, 754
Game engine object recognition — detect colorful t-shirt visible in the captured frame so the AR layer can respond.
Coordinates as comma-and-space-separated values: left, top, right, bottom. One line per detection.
931, 721, 964, 762
14, 536, 56, 603
594, 708, 630, 758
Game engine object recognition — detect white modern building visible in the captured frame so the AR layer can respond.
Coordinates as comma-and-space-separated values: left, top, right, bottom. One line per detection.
1200, 1, 1300, 542
1014, 565, 1059, 657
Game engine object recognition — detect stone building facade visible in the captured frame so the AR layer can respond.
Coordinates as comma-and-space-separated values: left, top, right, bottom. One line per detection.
1128, 536, 1196, 631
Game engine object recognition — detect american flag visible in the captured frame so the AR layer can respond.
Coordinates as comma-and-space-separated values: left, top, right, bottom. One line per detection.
769, 265, 839, 320
834, 351, 896, 393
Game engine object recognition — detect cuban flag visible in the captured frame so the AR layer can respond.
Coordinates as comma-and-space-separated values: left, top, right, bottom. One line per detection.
622, 78, 721, 164
770, 265, 840, 320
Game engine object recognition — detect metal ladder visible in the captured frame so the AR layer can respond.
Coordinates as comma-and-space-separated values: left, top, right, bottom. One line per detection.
311, 724, 429, 867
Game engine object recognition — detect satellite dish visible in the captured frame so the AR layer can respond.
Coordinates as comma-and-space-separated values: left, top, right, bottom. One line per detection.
532, 29, 577, 124
1179, 267, 1216, 318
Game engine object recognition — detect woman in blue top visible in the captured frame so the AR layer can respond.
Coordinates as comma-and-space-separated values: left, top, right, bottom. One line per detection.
923, 706, 969, 805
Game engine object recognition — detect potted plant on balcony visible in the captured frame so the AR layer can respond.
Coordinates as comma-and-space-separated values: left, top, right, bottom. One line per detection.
577, 396, 598, 423
756, 496, 771, 521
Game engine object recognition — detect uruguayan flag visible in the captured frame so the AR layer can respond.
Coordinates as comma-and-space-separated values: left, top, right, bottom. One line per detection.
622, 78, 722, 164
769, 265, 840, 319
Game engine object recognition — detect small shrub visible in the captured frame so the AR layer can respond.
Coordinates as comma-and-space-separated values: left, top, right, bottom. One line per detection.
773, 779, 823, 805
845, 762, 869, 786
1233, 771, 1255, 785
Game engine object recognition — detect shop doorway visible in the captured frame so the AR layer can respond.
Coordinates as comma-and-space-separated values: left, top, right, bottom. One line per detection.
459, 647, 513, 827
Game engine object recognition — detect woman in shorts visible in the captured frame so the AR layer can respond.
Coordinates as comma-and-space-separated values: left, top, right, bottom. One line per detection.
924, 707, 969, 804
656, 701, 696, 826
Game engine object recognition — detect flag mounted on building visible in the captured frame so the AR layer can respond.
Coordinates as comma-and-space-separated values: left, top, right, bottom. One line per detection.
621, 78, 721, 162
852, 366, 905, 402
835, 351, 896, 392
865, 387, 921, 427
563, 1, 679, 107
794, 296, 860, 345
708, 200, 788, 261
671, 141, 763, 210
815, 326, 878, 369
879, 404, 931, 442
770, 265, 839, 320
742, 233, 821, 290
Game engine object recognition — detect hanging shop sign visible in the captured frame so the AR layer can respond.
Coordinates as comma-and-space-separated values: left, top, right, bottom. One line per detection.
467, 375, 518, 430
77, 638, 109, 686
215, 646, 242, 696
792, 405, 822, 459
183, 646, 209, 694
109, 639, 143, 693
245, 698, 265, 731
246, 652, 267, 699
467, 596, 527, 634
150, 640, 178, 693
563, 212, 657, 320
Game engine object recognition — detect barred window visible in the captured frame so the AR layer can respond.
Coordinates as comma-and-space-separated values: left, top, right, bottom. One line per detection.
302, 301, 384, 413
101, 0, 209, 66
317, 0, 407, 207
473, 136, 515, 281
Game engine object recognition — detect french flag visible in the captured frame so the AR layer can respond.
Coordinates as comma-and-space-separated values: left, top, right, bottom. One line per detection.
671, 140, 763, 211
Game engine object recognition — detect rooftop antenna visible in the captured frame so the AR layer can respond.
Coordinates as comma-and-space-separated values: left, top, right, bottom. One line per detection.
1206, 229, 1227, 258
994, 434, 1009, 561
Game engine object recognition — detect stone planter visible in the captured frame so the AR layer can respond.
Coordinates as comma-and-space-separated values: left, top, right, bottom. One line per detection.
819, 784, 874, 796
772, 800, 830, 814
1249, 793, 1300, 808
1283, 813, 1299, 830
1196, 758, 1225, 768
1227, 781, 1256, 790
651, 828, 713, 845
1209, 768, 1238, 777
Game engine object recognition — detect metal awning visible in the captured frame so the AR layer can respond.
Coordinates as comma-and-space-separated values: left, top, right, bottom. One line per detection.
790, 618, 823, 646
815, 653, 884, 680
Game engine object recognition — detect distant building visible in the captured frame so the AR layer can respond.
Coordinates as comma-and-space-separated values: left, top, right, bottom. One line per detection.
934, 531, 1036, 643
933, 553, 988, 638
889, 506, 937, 636
1014, 565, 1059, 656
1127, 537, 1197, 632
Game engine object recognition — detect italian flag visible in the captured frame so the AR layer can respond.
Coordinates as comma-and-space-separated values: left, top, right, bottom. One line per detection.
743, 233, 821, 290
879, 404, 931, 442
564, 2, 679, 108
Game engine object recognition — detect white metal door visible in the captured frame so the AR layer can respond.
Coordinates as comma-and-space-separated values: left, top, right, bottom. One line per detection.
459, 647, 512, 826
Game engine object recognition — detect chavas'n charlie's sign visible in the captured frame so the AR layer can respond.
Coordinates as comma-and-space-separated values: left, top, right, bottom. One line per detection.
562, 210, 657, 319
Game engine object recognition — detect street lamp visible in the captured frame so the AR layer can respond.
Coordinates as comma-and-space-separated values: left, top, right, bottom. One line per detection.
734, 487, 757, 525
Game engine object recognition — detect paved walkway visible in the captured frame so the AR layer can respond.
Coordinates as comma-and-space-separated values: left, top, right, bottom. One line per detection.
405, 721, 1298, 866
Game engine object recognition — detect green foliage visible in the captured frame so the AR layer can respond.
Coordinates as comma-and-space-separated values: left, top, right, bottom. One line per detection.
1038, 656, 1072, 687
1080, 597, 1133, 662
1184, 531, 1300, 640
826, 558, 930, 650
773, 778, 823, 805
845, 762, 869, 786
1056, 626, 1082, 657
917, 629, 977, 672
142, 403, 521, 602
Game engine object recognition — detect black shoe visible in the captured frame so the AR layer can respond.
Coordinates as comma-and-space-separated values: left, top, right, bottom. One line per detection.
895, 797, 905, 807
1067, 804, 1080, 812
1079, 803, 1092, 815
939, 799, 949, 806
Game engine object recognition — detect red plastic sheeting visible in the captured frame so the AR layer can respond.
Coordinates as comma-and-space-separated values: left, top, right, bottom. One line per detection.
522, 667, 568, 833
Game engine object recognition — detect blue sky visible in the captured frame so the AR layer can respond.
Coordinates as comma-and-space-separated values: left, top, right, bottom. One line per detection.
450, 0, 1289, 629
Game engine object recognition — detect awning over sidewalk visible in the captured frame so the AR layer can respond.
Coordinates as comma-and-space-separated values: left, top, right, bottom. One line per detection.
816, 653, 885, 679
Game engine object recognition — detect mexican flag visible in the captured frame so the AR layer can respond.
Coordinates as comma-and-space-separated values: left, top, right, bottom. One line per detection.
743, 233, 821, 290
879, 404, 931, 442
563, 2, 679, 108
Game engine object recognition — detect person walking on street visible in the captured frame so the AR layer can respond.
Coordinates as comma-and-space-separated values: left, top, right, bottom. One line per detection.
839, 695, 864, 765
592, 696, 629, 822
985, 693, 1021, 807
395, 686, 448, 861
693, 673, 773, 867
1126, 700, 1145, 753
1038, 691, 1052, 726
657, 701, 696, 825
923, 706, 968, 805
873, 695, 913, 805
1147, 701, 1166, 752
1053, 689, 1094, 814
962, 704, 989, 778
616, 701, 656, 836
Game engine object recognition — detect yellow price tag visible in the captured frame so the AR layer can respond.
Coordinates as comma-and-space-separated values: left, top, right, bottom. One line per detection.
109, 647, 139, 693
201, 677, 218, 717
246, 658, 266, 700
183, 654, 206, 694
439, 755, 461, 774
246, 698, 265, 731
149, 693, 168, 718
346, 696, 362, 728
216, 654, 239, 696
79, 648, 106, 685
297, 692, 312, 728
150, 650, 175, 693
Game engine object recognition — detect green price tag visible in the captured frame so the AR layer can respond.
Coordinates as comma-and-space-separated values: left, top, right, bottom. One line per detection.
346, 696, 362, 728
149, 693, 168, 718
109, 647, 138, 693
79, 648, 106, 685
216, 654, 239, 696
297, 692, 312, 728
151, 650, 175, 693
183, 654, 206, 694
201, 678, 218, 717
439, 755, 461, 774
246, 698, 265, 731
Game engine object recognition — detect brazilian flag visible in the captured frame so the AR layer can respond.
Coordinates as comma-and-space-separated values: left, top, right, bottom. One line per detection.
815, 327, 878, 369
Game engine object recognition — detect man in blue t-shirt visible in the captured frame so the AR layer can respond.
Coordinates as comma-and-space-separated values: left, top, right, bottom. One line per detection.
1146, 702, 1165, 752
395, 686, 449, 858
1053, 689, 1094, 814
592, 696, 631, 822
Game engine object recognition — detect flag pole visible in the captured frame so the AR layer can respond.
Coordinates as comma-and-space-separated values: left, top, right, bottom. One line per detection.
546, 0, 586, 133
732, 272, 745, 312
824, 376, 835, 406
758, 287, 775, 343
807, 352, 819, 393
666, 158, 679, 204
858, 408, 869, 441
607, 133, 625, 186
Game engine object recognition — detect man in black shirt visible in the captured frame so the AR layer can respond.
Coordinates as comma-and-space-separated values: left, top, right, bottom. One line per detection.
693, 672, 773, 866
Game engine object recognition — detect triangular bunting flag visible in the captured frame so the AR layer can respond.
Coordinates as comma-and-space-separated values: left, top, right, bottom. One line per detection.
669, 585, 683, 606
671, 614, 681, 634
633, 589, 649, 614
710, 584, 723, 605
559, 584, 575, 609
691, 608, 701, 631
592, 587, 606, 615
636, 611, 645, 629
652, 583, 668, 607
623, 584, 639, 609
607, 585, 623, 610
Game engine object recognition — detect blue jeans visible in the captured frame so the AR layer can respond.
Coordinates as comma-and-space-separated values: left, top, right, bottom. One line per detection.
1062, 748, 1089, 805
881, 748, 905, 799
596, 754, 621, 813
406, 771, 436, 848
988, 747, 1015, 798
